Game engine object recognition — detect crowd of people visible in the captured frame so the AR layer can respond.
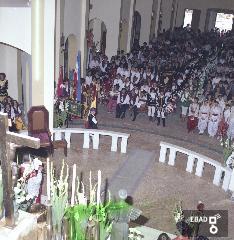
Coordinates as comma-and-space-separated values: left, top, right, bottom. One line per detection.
83, 26, 234, 139
0, 72, 25, 131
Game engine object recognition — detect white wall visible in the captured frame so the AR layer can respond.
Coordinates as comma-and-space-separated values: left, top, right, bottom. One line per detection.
0, 7, 31, 54
135, 0, 154, 44
90, 0, 121, 58
0, 44, 19, 100
175, 0, 234, 31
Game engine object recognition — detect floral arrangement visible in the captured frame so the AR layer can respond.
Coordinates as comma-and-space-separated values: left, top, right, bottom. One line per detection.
50, 160, 69, 238
128, 228, 144, 240
173, 201, 184, 223
64, 170, 130, 240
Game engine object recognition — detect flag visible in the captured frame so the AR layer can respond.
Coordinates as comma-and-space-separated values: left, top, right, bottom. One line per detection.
76, 51, 82, 102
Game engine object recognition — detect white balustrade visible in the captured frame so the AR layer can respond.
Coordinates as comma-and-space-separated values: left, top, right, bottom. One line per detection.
159, 142, 233, 193
53, 128, 130, 153
19, 128, 130, 153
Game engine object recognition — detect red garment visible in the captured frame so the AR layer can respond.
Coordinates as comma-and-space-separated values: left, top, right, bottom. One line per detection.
187, 116, 198, 132
218, 118, 228, 138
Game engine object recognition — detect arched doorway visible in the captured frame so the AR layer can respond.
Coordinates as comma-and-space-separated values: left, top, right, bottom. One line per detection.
64, 34, 78, 79
131, 11, 141, 48
89, 18, 107, 54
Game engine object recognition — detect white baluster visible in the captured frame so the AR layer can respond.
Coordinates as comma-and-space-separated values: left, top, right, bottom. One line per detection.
186, 155, 195, 173
213, 167, 223, 186
195, 158, 204, 177
168, 148, 176, 166
83, 132, 90, 149
229, 169, 234, 192
159, 145, 167, 163
111, 135, 118, 152
65, 131, 71, 148
120, 136, 128, 153
54, 131, 61, 141
222, 169, 232, 191
92, 133, 100, 150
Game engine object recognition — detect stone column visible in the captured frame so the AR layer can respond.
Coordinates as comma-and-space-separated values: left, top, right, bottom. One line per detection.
79, 0, 89, 77
31, 0, 44, 106
31, 0, 55, 130
126, 0, 135, 53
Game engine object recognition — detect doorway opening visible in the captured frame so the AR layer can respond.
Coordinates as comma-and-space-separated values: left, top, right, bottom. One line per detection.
215, 12, 234, 32
183, 9, 193, 28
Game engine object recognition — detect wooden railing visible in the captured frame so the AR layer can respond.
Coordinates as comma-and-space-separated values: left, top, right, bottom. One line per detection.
159, 142, 233, 192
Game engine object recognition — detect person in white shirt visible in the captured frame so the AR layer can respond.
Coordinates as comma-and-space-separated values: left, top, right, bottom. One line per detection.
85, 72, 93, 86
198, 100, 210, 134
113, 74, 123, 90
116, 88, 130, 119
141, 82, 149, 93
208, 101, 222, 137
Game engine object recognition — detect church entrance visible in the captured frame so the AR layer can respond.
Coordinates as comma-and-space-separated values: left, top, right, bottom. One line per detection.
89, 18, 107, 54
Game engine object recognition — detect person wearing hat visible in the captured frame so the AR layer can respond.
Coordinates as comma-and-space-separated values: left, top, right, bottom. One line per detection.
88, 108, 98, 129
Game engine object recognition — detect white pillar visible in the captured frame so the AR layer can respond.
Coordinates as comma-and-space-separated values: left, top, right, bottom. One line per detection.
31, 0, 44, 105
222, 169, 232, 192
55, 0, 61, 85
121, 137, 128, 153
64, 131, 71, 148
213, 167, 223, 187
79, 0, 89, 77
168, 148, 176, 166
186, 155, 195, 173
83, 132, 90, 149
92, 133, 100, 150
159, 144, 167, 163
111, 135, 118, 152
31, 0, 55, 131
195, 158, 204, 177
126, 0, 135, 53
44, 0, 55, 131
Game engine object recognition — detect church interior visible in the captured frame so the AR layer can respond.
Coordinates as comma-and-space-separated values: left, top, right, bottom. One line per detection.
0, 0, 234, 239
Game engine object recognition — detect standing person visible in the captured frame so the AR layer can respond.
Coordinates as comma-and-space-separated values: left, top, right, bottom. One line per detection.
116, 88, 130, 119
180, 88, 190, 121
156, 90, 167, 127
0, 73, 8, 101
173, 221, 190, 240
147, 88, 157, 121
198, 100, 210, 135
208, 101, 221, 137
129, 90, 140, 121
187, 98, 199, 133
88, 108, 98, 129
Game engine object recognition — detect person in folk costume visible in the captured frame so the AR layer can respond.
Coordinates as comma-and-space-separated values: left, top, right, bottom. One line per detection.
218, 103, 230, 139
0, 73, 8, 102
20, 155, 43, 203
208, 101, 222, 137
4, 102, 17, 132
180, 88, 191, 121
116, 88, 130, 119
12, 100, 25, 131
147, 88, 157, 121
88, 108, 98, 129
156, 89, 167, 127
107, 85, 119, 113
129, 88, 140, 121
227, 106, 234, 140
198, 99, 210, 135
187, 97, 199, 133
